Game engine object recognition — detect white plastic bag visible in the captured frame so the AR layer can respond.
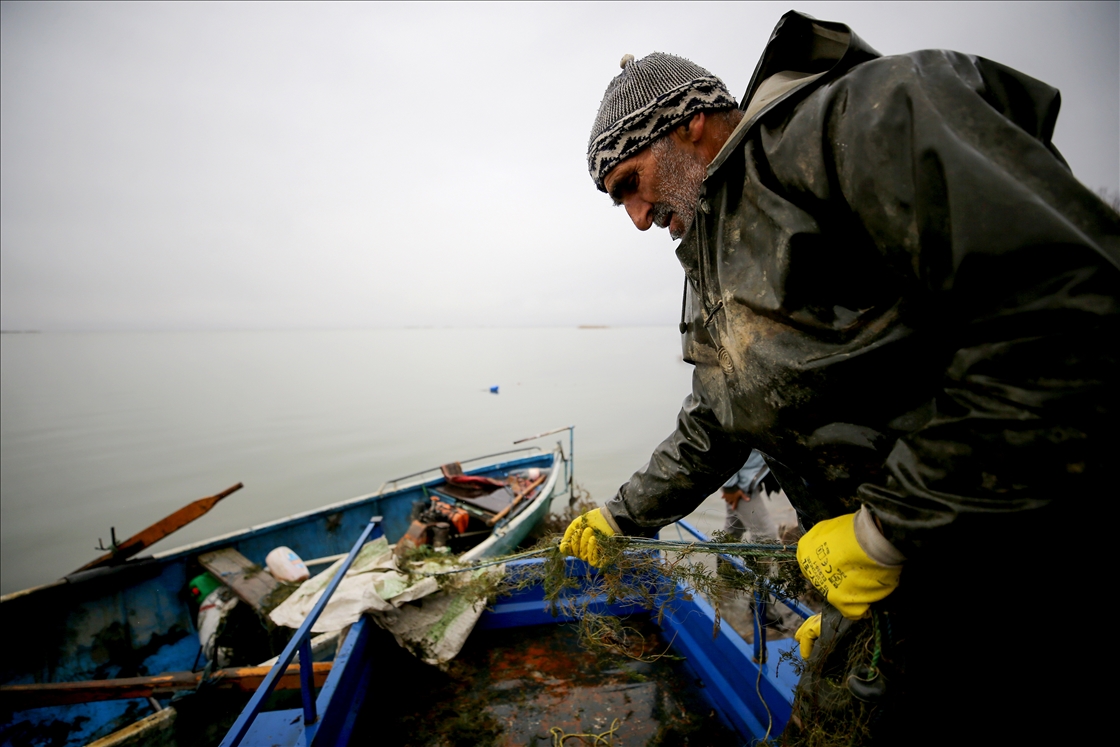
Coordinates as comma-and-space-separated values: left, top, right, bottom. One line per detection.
197, 587, 238, 667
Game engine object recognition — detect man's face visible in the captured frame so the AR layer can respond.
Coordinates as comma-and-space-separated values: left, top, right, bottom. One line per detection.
603, 134, 708, 240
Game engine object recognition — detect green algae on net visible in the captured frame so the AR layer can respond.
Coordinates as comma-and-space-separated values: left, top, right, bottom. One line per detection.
385, 531, 809, 746
394, 526, 900, 747
393, 521, 898, 747
400, 530, 807, 661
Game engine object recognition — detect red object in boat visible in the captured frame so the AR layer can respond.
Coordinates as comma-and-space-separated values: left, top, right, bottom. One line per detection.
429, 500, 470, 534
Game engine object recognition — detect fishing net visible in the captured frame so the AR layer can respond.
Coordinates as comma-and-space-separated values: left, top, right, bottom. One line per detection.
400, 505, 808, 664
396, 494, 893, 746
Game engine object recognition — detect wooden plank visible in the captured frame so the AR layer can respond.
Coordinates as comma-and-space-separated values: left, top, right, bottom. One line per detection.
198, 547, 285, 615
486, 474, 547, 526
75, 483, 243, 573
0, 663, 332, 710
85, 707, 176, 747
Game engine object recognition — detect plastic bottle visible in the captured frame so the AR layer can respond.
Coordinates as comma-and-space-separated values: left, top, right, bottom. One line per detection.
266, 546, 311, 582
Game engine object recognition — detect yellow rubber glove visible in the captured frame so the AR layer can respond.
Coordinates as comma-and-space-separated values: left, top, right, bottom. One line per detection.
559, 507, 616, 567
795, 614, 822, 659
796, 509, 903, 620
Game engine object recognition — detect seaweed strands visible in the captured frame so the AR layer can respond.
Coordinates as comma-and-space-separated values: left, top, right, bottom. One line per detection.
414, 532, 807, 662
408, 531, 894, 746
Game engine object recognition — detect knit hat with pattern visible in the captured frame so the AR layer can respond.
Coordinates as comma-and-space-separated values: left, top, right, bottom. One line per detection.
587, 52, 737, 192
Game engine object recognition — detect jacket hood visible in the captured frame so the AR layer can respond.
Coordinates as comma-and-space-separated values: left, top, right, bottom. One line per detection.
706, 11, 881, 176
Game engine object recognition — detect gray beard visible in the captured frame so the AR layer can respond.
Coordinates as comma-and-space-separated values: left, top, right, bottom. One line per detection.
651, 136, 708, 240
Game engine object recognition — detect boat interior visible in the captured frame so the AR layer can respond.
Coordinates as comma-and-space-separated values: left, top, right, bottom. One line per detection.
0, 451, 560, 747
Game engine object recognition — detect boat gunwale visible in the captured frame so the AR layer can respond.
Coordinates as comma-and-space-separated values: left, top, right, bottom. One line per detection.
459, 448, 563, 561
0, 447, 559, 602
149, 448, 554, 561
375, 445, 548, 494
266, 554, 799, 746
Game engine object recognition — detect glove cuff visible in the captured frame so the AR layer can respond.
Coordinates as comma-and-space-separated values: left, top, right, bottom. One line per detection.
854, 506, 905, 566
599, 506, 622, 534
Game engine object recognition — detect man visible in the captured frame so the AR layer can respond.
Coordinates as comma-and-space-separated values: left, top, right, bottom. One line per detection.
561, 10, 1117, 744
721, 450, 778, 541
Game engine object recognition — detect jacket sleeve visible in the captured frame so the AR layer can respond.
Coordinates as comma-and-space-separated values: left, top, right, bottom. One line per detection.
767, 51, 1120, 554
604, 368, 750, 536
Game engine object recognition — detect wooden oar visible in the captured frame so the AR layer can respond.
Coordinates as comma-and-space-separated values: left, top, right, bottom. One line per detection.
0, 662, 331, 710
74, 483, 243, 573
486, 474, 546, 526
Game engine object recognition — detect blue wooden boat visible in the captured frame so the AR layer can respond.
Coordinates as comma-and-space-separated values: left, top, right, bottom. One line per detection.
218, 517, 811, 747
0, 444, 568, 747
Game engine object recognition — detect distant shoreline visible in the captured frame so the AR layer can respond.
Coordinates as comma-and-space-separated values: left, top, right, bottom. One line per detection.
0, 326, 682, 334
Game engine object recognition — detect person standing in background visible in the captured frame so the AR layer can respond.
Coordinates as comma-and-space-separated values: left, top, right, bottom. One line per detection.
720, 450, 777, 541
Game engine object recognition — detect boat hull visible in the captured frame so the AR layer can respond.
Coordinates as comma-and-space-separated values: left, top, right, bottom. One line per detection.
0, 449, 563, 747
233, 557, 800, 747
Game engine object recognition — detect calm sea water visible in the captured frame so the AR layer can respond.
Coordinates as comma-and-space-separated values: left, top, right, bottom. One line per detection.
0, 327, 732, 595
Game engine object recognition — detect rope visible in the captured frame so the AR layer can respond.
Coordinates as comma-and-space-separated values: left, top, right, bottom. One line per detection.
620, 537, 797, 555
418, 545, 555, 576
550, 717, 621, 746
756, 647, 773, 743
868, 610, 883, 679
417, 537, 797, 578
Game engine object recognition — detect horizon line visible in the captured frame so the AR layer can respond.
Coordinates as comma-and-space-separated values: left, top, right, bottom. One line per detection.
0, 323, 680, 334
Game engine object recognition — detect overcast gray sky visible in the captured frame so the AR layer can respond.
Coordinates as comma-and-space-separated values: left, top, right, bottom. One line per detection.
2, 1, 1117, 331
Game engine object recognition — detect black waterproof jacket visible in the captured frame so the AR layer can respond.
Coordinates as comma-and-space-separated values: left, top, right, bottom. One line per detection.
604, 12, 1119, 559
604, 19, 1117, 736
